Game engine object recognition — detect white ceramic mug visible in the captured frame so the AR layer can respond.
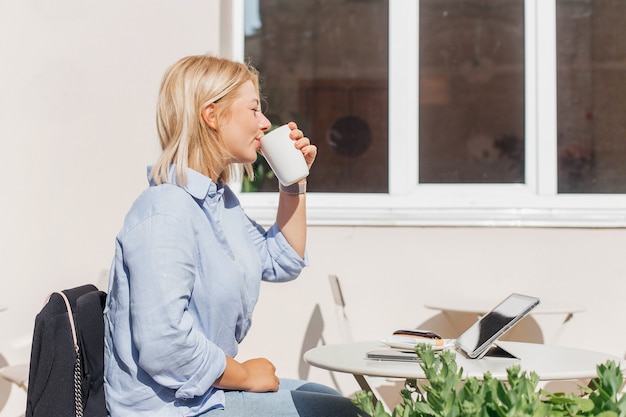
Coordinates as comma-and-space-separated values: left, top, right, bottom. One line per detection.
260, 124, 309, 186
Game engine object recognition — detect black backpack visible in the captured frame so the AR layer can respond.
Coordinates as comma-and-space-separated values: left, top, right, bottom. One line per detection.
26, 284, 108, 417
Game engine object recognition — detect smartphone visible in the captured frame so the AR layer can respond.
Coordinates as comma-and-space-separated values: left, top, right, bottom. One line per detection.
392, 329, 442, 339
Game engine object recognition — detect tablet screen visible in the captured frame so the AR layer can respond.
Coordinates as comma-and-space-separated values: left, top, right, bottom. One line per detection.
455, 293, 540, 359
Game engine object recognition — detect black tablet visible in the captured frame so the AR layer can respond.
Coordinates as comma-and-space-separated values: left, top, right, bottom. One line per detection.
454, 293, 540, 359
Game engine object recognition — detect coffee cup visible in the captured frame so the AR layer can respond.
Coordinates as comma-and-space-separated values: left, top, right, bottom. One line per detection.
260, 124, 309, 186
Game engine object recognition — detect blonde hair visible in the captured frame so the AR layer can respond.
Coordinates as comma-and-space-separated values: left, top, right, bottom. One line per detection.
151, 55, 260, 186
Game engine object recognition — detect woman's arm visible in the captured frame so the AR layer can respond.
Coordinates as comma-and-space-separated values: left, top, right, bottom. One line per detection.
214, 356, 279, 392
275, 122, 317, 258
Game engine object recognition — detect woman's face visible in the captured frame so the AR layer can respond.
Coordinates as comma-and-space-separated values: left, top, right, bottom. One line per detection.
220, 80, 271, 164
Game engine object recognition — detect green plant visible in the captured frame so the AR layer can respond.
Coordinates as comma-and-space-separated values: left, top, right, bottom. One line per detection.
240, 152, 275, 192
352, 344, 626, 417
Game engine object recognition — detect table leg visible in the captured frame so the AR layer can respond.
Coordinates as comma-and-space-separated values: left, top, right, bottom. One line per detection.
564, 312, 574, 323
546, 312, 576, 345
354, 374, 374, 394
353, 374, 413, 413
353, 374, 387, 409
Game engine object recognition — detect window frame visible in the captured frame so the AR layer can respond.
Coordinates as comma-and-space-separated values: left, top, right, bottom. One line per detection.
224, 0, 626, 227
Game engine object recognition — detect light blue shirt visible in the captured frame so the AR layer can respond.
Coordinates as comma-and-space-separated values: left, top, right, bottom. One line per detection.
104, 167, 307, 416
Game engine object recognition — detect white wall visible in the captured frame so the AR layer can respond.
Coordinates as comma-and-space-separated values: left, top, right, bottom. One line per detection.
0, 1, 224, 414
2, 1, 626, 415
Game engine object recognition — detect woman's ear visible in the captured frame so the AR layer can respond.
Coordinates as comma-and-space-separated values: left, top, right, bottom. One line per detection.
201, 103, 218, 129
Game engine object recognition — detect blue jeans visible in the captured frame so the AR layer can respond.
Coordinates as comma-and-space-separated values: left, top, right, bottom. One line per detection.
200, 378, 369, 417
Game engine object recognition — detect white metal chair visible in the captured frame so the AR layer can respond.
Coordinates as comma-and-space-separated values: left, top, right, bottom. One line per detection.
0, 363, 29, 392
0, 361, 28, 417
327, 274, 404, 412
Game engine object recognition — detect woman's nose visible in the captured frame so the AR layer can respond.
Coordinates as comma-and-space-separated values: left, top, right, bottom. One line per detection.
259, 114, 271, 131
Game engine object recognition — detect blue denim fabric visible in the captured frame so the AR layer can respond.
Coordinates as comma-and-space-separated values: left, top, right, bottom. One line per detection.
201, 379, 369, 417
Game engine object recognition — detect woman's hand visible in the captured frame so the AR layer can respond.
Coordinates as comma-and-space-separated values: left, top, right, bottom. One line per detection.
276, 121, 314, 258
240, 358, 280, 392
214, 356, 279, 392
287, 121, 317, 170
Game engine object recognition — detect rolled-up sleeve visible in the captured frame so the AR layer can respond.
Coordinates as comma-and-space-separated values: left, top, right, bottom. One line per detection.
245, 219, 308, 282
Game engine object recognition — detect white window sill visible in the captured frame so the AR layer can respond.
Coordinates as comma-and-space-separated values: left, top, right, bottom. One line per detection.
237, 191, 626, 228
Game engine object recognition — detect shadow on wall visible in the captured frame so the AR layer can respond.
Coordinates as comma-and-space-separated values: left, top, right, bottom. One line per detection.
298, 274, 355, 392
298, 304, 344, 393
298, 303, 325, 381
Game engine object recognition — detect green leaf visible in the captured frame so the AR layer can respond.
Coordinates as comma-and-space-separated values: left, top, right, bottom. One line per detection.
352, 390, 391, 417
594, 412, 619, 417
352, 349, 626, 417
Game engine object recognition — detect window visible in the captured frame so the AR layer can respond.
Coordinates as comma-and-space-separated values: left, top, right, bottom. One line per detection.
557, 0, 626, 193
243, 0, 389, 193
228, 0, 626, 227
419, 0, 525, 184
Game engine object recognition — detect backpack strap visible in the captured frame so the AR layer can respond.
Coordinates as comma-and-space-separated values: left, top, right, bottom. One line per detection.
75, 290, 108, 417
51, 291, 84, 417
50, 292, 78, 350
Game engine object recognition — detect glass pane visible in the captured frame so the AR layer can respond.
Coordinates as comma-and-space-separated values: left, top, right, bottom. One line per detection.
244, 0, 389, 193
557, 0, 626, 193
419, 0, 525, 184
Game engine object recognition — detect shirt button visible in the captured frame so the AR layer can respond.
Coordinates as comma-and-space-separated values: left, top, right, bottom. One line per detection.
229, 255, 235, 261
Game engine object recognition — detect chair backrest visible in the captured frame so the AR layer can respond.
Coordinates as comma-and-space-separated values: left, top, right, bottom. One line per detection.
26, 285, 108, 417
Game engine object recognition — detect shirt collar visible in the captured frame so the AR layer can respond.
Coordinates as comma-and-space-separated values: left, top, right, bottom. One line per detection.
146, 165, 223, 200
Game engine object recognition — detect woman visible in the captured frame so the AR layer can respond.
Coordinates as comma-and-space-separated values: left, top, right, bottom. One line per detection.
103, 55, 365, 416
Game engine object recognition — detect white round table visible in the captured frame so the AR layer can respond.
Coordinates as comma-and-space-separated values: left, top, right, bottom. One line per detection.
304, 340, 622, 382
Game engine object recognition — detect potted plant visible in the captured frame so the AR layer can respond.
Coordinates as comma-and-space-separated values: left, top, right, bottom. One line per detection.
352, 344, 626, 417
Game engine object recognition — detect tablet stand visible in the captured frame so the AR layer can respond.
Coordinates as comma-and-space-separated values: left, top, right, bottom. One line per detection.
482, 344, 519, 360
